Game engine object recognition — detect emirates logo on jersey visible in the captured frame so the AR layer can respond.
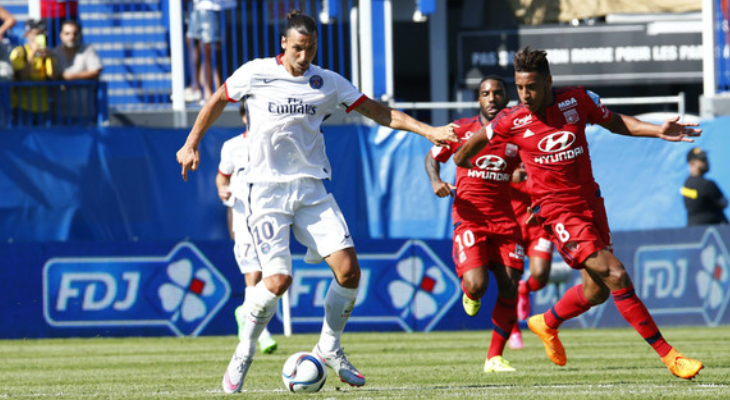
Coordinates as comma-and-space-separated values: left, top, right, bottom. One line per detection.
474, 154, 507, 171
538, 131, 576, 153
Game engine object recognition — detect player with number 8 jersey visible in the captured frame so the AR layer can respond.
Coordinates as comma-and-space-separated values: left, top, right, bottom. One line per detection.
485, 84, 612, 265
455, 47, 704, 380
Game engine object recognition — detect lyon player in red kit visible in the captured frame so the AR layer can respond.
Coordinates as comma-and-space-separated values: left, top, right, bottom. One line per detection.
455, 48, 704, 380
426, 76, 524, 373
508, 163, 554, 349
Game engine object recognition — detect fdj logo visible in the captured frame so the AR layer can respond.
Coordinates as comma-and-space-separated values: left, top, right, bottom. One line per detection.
634, 228, 730, 326
285, 241, 460, 332
43, 243, 230, 336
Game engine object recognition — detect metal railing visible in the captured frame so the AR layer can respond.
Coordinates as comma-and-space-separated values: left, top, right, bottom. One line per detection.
0, 80, 109, 128
177, 0, 354, 100
390, 93, 687, 120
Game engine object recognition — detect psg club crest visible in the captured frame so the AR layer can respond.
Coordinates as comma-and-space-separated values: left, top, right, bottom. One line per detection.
309, 75, 324, 89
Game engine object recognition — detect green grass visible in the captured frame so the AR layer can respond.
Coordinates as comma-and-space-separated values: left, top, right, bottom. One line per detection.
2, 327, 729, 399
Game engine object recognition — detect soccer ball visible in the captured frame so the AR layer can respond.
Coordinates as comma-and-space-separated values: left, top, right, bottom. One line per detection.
281, 351, 327, 393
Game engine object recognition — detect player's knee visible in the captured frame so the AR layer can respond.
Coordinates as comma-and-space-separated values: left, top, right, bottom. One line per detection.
462, 276, 487, 298
263, 273, 292, 296
335, 267, 360, 289
606, 263, 632, 289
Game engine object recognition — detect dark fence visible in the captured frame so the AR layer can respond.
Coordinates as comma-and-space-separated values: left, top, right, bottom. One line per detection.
0, 80, 108, 127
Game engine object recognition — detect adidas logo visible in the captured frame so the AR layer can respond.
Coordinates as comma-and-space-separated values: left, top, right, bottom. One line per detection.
524, 129, 535, 138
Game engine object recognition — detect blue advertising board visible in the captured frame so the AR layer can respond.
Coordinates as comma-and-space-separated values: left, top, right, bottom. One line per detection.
2, 225, 729, 339
531, 225, 730, 329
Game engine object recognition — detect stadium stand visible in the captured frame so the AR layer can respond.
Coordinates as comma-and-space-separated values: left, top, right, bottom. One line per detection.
79, 0, 171, 111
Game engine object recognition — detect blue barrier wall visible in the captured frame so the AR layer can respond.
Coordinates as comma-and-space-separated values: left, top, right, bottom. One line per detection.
2, 116, 730, 338
2, 117, 728, 243
3, 225, 729, 339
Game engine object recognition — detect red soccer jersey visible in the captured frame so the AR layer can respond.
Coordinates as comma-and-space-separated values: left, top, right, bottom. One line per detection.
487, 86, 613, 204
510, 179, 546, 243
431, 115, 521, 239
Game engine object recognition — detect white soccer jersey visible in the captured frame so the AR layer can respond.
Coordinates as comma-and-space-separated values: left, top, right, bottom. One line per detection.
218, 133, 250, 233
224, 55, 367, 182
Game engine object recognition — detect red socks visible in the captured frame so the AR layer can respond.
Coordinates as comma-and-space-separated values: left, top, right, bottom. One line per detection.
544, 284, 592, 329
612, 285, 672, 357
488, 296, 517, 359
526, 275, 546, 292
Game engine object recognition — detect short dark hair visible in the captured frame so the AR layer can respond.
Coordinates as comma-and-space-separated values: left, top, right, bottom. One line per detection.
285, 10, 317, 37
60, 20, 82, 35
474, 75, 507, 100
480, 75, 507, 90
513, 47, 551, 77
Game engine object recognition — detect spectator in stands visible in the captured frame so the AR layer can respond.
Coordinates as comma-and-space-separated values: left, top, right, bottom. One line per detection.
41, 0, 79, 48
9, 19, 57, 125
681, 148, 729, 226
52, 20, 102, 81
52, 19, 102, 124
0, 5, 17, 81
185, 0, 236, 104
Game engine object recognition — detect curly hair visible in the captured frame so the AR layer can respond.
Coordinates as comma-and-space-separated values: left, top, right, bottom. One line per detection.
513, 47, 551, 76
285, 10, 317, 37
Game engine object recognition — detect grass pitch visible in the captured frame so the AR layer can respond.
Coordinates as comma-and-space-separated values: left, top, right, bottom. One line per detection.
2, 326, 729, 399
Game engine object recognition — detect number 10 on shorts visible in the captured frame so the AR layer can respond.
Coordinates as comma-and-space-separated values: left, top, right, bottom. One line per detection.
455, 230, 475, 264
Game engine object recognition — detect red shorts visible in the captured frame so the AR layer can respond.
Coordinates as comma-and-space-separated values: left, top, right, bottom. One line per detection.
452, 222, 525, 278
534, 195, 612, 268
525, 236, 553, 261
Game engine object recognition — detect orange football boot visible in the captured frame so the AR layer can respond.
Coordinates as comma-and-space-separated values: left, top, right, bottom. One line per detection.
528, 313, 567, 366
661, 348, 704, 380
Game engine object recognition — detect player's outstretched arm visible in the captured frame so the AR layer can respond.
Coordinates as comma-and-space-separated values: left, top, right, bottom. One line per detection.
176, 86, 230, 181
601, 114, 701, 143
353, 98, 459, 147
453, 126, 488, 168
424, 153, 455, 198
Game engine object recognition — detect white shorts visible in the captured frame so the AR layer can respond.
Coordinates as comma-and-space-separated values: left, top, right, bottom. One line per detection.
233, 229, 261, 275
247, 178, 354, 277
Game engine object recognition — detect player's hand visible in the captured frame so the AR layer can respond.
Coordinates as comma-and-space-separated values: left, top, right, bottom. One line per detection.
218, 185, 232, 202
429, 123, 460, 147
431, 181, 456, 198
176, 144, 200, 181
658, 116, 701, 143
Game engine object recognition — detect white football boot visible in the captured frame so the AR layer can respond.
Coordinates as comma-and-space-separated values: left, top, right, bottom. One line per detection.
222, 352, 252, 394
313, 344, 365, 387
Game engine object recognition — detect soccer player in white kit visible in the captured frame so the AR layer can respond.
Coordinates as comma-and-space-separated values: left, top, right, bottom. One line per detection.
216, 102, 278, 354
176, 10, 458, 394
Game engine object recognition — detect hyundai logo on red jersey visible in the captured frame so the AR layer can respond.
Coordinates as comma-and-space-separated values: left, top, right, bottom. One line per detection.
538, 131, 576, 153
474, 154, 507, 171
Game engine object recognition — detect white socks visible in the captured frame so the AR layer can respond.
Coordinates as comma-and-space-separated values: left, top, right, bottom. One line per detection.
236, 281, 280, 359
243, 286, 273, 341
318, 279, 358, 353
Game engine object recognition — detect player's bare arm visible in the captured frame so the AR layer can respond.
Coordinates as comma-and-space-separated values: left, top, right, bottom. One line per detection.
601, 114, 701, 143
353, 98, 459, 146
424, 153, 455, 198
453, 126, 489, 168
176, 86, 230, 181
